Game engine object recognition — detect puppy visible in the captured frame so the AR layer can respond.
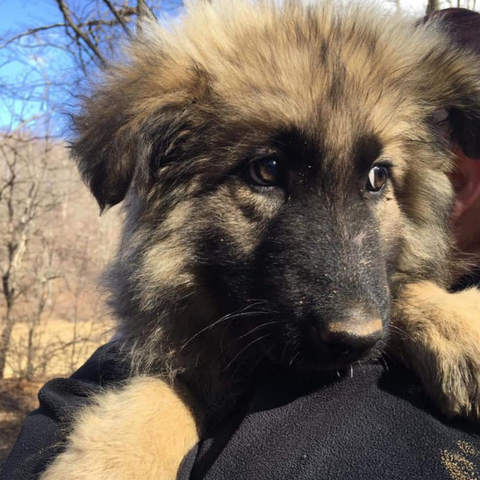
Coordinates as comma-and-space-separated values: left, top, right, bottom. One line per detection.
41, 1, 480, 479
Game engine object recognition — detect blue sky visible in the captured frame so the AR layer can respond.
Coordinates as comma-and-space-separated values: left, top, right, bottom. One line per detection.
0, 1, 62, 32
0, 1, 74, 131
0, 1, 184, 132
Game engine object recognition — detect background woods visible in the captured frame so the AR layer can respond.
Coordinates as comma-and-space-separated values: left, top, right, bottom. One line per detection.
0, 0, 183, 465
0, 0, 478, 468
0, 0, 182, 384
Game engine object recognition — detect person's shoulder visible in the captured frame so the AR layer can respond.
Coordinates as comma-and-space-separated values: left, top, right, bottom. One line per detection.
184, 363, 480, 480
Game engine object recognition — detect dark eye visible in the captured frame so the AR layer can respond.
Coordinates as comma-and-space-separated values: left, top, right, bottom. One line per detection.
366, 165, 389, 193
248, 157, 280, 186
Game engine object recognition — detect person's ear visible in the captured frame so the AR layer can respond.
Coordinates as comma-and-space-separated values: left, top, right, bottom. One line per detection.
451, 148, 480, 220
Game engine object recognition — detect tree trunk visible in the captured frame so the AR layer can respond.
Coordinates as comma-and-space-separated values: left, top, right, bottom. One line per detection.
426, 0, 440, 14
26, 325, 35, 381
0, 310, 15, 379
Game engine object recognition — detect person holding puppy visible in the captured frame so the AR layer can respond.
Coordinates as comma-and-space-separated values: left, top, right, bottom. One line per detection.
3, 7, 480, 480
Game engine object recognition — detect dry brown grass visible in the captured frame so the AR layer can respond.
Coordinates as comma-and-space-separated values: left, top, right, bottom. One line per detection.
5, 317, 112, 379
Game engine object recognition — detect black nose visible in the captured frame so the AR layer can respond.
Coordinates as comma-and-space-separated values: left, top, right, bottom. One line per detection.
320, 313, 383, 355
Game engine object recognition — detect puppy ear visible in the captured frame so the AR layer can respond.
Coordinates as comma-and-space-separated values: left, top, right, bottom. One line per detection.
422, 66, 480, 161
448, 108, 480, 159
72, 91, 194, 211
71, 30, 210, 211
419, 14, 480, 160
71, 100, 139, 211
430, 107, 480, 160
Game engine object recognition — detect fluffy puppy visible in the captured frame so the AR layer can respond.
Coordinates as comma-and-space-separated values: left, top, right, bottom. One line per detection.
41, 1, 480, 479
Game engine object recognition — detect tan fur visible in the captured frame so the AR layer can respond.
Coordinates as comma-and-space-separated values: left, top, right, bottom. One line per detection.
393, 282, 480, 419
141, 201, 196, 298
40, 377, 200, 480
327, 318, 383, 337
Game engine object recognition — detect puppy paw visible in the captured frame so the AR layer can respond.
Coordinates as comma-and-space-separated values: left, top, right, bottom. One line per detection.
393, 282, 480, 421
415, 334, 480, 421
40, 377, 200, 480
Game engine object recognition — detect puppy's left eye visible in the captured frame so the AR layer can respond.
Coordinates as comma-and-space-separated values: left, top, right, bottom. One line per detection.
249, 157, 280, 186
366, 165, 389, 193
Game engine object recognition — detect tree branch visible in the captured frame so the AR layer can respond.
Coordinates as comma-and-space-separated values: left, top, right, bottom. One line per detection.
0, 24, 66, 49
55, 0, 107, 65
102, 0, 133, 38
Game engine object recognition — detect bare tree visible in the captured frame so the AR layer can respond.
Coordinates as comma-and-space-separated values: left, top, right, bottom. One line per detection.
0, 1, 183, 380
25, 237, 59, 381
0, 124, 64, 379
0, 126, 117, 379
1, 1, 174, 79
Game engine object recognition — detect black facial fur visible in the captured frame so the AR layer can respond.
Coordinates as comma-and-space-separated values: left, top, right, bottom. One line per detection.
196, 127, 391, 372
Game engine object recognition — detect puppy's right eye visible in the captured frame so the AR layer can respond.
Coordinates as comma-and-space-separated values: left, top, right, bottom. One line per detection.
366, 165, 389, 193
248, 157, 280, 186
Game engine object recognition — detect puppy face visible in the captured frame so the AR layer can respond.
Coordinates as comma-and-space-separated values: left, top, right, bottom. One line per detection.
72, 1, 480, 375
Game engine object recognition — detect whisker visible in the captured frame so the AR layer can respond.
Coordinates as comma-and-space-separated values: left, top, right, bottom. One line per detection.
378, 351, 390, 372
380, 348, 395, 364
289, 350, 300, 367
225, 334, 271, 371
236, 321, 280, 342
218, 317, 293, 355
388, 324, 410, 340
180, 302, 270, 350
281, 339, 291, 363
